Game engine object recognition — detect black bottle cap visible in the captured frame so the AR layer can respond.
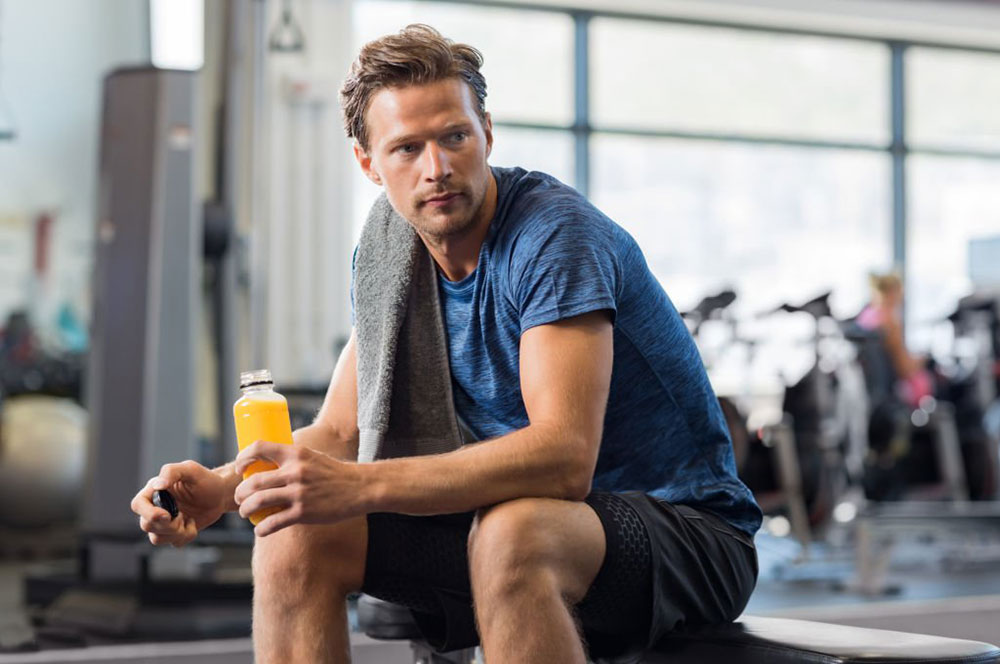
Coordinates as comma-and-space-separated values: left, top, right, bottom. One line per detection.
152, 490, 179, 519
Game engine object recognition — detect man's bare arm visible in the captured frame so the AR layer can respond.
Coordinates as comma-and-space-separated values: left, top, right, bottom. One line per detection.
232, 312, 612, 534
305, 330, 361, 460
356, 309, 613, 515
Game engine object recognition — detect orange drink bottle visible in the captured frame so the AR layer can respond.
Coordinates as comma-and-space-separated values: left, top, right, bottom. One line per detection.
233, 369, 294, 526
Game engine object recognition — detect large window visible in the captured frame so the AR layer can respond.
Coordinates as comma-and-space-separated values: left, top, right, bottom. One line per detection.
908, 48, 1000, 152
591, 136, 890, 316
588, 19, 892, 320
908, 156, 1000, 348
350, 1, 1000, 348
906, 47, 1000, 347
591, 19, 888, 145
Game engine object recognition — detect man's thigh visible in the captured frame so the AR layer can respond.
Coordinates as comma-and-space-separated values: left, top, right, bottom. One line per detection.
634, 495, 758, 647
362, 498, 607, 602
470, 496, 607, 606
362, 494, 757, 655
361, 510, 476, 615
253, 515, 368, 596
360, 495, 644, 654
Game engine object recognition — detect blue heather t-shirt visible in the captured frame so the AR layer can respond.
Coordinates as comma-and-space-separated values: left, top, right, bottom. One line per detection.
434, 166, 761, 536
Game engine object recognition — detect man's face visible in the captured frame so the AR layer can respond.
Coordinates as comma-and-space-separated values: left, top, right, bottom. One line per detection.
355, 78, 494, 242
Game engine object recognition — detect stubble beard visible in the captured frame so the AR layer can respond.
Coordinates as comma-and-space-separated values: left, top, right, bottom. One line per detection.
411, 187, 486, 245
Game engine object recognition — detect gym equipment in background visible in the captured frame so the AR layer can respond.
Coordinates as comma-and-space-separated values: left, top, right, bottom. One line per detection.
730, 292, 868, 542
0, 395, 86, 528
0, 309, 88, 532
941, 293, 1000, 499
0, 310, 85, 403
83, 66, 199, 551
18, 67, 254, 652
680, 289, 752, 469
682, 284, 1000, 598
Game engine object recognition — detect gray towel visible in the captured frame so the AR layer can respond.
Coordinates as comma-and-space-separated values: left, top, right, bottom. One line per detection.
354, 193, 464, 462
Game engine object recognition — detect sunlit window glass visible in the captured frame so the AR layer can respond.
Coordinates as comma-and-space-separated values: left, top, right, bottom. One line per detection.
907, 156, 1000, 349
591, 135, 891, 320
592, 18, 888, 145
908, 48, 1000, 151
488, 126, 574, 187
150, 0, 204, 70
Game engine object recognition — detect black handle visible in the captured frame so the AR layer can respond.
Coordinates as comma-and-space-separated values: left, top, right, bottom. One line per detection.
152, 489, 179, 519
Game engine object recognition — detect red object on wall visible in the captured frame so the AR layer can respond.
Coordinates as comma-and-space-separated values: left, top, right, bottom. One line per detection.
34, 211, 53, 278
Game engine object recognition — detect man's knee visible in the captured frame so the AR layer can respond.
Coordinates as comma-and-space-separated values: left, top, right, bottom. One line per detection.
468, 498, 567, 600
253, 517, 367, 599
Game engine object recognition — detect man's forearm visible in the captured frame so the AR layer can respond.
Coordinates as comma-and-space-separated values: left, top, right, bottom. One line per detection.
294, 421, 359, 461
357, 423, 596, 516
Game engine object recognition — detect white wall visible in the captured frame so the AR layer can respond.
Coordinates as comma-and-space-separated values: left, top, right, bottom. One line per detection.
0, 0, 147, 341
233, 0, 356, 386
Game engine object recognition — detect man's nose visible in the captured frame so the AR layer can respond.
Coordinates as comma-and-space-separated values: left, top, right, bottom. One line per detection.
423, 142, 452, 182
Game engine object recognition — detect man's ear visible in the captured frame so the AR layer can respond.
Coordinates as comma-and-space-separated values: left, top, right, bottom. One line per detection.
483, 112, 493, 159
353, 143, 382, 185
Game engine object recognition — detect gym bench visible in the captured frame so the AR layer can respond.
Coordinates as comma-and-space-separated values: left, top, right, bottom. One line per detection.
357, 594, 1000, 664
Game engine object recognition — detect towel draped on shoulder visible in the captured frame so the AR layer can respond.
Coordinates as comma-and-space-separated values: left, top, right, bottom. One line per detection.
353, 193, 464, 462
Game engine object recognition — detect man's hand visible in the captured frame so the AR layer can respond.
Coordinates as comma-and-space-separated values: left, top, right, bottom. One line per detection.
131, 461, 233, 547
234, 441, 367, 537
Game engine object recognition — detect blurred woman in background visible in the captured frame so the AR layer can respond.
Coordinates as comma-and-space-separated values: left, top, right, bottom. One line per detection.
855, 272, 934, 408
855, 272, 934, 409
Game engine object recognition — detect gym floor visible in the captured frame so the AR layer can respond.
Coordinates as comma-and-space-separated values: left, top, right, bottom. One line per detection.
747, 532, 1000, 643
0, 557, 409, 663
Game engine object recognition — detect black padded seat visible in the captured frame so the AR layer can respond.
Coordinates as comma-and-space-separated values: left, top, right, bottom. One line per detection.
357, 594, 427, 641
356, 595, 1000, 663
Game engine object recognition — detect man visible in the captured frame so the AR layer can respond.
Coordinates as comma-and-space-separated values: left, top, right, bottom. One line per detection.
131, 24, 761, 664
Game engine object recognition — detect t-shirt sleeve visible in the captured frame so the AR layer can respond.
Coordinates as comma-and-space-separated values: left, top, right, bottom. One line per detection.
508, 213, 620, 335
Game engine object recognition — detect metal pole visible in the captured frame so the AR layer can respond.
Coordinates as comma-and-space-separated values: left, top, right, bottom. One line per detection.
573, 12, 590, 197
890, 42, 908, 328
214, 0, 241, 464
250, 0, 270, 370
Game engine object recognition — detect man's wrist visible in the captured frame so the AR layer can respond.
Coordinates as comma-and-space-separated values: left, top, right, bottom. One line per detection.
352, 461, 385, 515
214, 462, 241, 512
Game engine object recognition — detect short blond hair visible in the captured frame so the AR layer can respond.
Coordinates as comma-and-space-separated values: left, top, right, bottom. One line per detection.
869, 271, 902, 295
339, 24, 488, 152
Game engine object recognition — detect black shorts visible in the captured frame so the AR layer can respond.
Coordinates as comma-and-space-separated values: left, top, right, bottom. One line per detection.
361, 491, 758, 659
